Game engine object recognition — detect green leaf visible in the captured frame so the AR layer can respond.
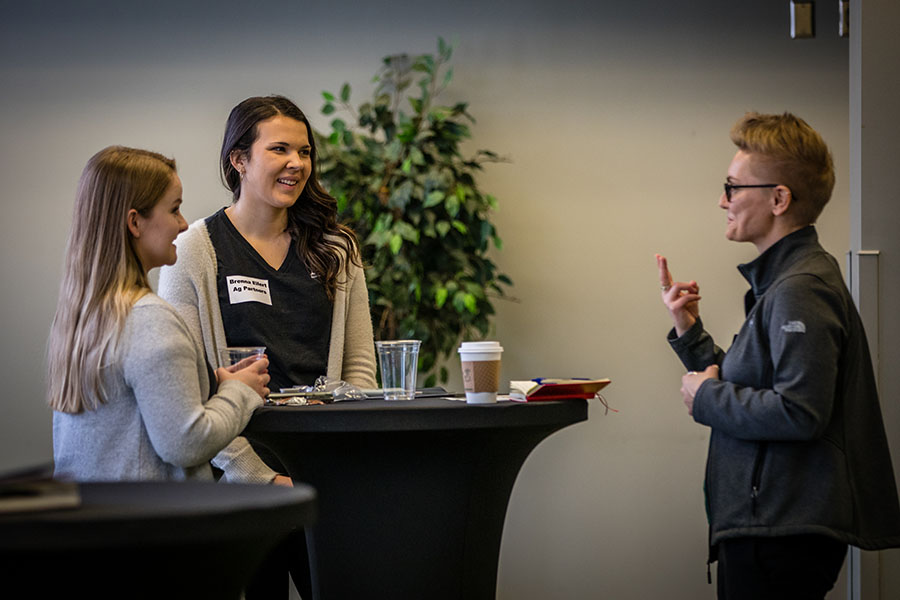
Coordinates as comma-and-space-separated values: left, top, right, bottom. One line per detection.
464, 282, 484, 296
401, 158, 412, 173
385, 139, 404, 162
444, 195, 460, 218
435, 221, 451, 237
388, 181, 413, 210
435, 287, 448, 308
322, 103, 336, 115
493, 235, 503, 250
331, 118, 346, 132
443, 66, 454, 87
389, 234, 403, 255
480, 220, 493, 245
451, 220, 468, 234
394, 221, 420, 243
452, 291, 467, 313
340, 83, 351, 102
424, 190, 445, 208
463, 293, 478, 314
422, 54, 435, 74
408, 148, 424, 166
373, 213, 393, 233
322, 91, 335, 102
428, 107, 450, 123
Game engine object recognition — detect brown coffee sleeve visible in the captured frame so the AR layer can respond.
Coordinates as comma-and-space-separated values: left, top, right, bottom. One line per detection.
461, 360, 501, 393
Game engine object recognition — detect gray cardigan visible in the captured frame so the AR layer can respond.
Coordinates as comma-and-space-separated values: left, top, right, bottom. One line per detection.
53, 294, 262, 482
669, 227, 900, 552
158, 217, 377, 483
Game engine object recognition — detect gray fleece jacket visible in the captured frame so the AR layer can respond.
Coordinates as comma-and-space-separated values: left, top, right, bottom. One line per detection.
669, 227, 900, 552
53, 294, 262, 482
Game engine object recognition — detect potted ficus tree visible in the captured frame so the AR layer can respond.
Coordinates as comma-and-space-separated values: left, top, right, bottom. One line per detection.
315, 38, 512, 387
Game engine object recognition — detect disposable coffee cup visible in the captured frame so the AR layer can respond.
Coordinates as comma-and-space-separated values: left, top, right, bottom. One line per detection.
375, 340, 421, 401
219, 346, 266, 367
458, 341, 503, 404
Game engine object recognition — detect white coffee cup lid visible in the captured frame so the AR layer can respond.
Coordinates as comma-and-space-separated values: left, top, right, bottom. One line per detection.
458, 341, 503, 353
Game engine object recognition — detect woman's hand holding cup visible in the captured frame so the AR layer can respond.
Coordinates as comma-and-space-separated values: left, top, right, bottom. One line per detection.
217, 347, 270, 401
216, 357, 270, 401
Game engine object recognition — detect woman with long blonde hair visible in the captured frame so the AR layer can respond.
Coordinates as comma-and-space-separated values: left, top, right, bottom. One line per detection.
50, 146, 269, 481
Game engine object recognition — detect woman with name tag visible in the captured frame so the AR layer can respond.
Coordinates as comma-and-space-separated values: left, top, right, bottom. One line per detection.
159, 95, 376, 598
50, 146, 269, 483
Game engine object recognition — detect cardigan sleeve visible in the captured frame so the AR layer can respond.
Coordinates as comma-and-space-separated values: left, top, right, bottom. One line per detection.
159, 219, 279, 483
122, 301, 261, 468
340, 262, 377, 388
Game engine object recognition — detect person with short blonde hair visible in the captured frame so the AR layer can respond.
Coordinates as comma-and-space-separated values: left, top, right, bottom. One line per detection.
50, 146, 268, 482
656, 113, 900, 598
729, 111, 835, 225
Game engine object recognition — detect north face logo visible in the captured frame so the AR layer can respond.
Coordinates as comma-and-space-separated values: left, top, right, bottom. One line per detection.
781, 320, 806, 333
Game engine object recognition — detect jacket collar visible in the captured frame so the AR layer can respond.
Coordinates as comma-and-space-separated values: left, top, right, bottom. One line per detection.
737, 226, 820, 297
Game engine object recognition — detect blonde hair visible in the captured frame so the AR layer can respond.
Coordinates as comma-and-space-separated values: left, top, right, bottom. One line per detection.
48, 146, 177, 413
730, 112, 835, 224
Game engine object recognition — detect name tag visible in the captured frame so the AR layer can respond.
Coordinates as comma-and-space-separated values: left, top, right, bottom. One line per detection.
227, 275, 272, 306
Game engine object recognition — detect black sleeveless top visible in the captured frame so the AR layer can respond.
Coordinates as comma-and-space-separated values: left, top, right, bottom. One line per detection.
206, 208, 332, 391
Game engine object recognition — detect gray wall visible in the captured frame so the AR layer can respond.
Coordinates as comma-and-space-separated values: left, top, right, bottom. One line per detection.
849, 1, 900, 596
0, 1, 854, 598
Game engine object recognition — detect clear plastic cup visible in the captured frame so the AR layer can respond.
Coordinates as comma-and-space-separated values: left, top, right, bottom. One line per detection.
219, 346, 266, 367
375, 340, 421, 400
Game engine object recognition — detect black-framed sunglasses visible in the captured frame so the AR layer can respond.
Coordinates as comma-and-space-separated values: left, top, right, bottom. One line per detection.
723, 182, 779, 202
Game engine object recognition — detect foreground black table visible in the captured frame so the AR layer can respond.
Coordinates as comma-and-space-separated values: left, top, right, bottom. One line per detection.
0, 480, 316, 599
243, 397, 588, 599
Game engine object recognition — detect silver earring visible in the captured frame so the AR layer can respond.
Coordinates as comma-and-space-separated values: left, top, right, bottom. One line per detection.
239, 170, 245, 181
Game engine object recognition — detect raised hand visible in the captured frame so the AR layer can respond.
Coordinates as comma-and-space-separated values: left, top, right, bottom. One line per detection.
656, 254, 701, 337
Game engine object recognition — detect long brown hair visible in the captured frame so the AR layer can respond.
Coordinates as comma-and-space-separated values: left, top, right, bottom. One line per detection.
220, 95, 361, 299
48, 146, 177, 413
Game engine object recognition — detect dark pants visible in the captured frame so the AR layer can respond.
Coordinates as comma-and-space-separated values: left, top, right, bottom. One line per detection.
717, 535, 847, 600
245, 528, 313, 599
244, 440, 314, 600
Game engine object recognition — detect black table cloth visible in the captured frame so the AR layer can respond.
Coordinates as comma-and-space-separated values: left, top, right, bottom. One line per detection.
243, 397, 588, 599
0, 480, 317, 599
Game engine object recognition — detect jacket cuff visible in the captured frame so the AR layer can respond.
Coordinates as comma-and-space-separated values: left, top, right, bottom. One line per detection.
667, 318, 704, 350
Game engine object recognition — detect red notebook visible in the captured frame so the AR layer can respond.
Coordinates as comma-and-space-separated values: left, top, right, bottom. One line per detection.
508, 378, 611, 401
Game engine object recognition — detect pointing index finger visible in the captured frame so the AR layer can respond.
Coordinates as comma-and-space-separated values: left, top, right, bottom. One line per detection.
656, 254, 673, 288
